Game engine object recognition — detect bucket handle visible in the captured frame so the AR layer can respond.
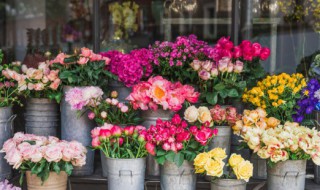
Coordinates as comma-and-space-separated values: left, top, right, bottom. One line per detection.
119, 170, 133, 184
282, 171, 299, 185
179, 169, 185, 184
5, 114, 16, 136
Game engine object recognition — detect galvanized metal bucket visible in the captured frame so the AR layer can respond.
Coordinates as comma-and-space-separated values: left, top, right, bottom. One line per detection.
26, 171, 68, 190
0, 107, 15, 181
231, 134, 251, 160
25, 98, 59, 137
211, 179, 246, 190
209, 125, 231, 155
267, 160, 306, 190
100, 150, 108, 177
160, 160, 196, 190
109, 80, 132, 102
61, 86, 95, 176
105, 157, 146, 190
251, 153, 267, 179
141, 109, 174, 178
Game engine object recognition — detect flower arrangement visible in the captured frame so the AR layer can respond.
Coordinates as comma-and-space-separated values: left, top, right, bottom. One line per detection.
242, 73, 307, 123
232, 108, 280, 136
109, 1, 139, 39
50, 47, 116, 87
206, 37, 270, 89
65, 86, 103, 110
86, 91, 140, 125
100, 48, 153, 87
242, 122, 320, 166
4, 62, 62, 102
0, 180, 21, 190
91, 124, 148, 158
0, 59, 22, 107
1, 132, 87, 184
194, 148, 253, 182
149, 35, 209, 83
145, 114, 217, 166
127, 76, 200, 111
184, 105, 241, 126
308, 54, 320, 80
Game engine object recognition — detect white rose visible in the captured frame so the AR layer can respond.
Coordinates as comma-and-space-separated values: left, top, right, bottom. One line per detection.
198, 106, 212, 124
184, 106, 199, 123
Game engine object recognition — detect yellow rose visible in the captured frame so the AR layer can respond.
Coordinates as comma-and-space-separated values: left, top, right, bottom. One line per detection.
228, 154, 244, 168
233, 160, 253, 182
198, 107, 212, 124
232, 120, 243, 135
270, 150, 289, 163
267, 117, 280, 129
204, 159, 224, 177
208, 148, 227, 161
194, 152, 210, 167
257, 146, 270, 159
184, 106, 199, 123
194, 165, 205, 174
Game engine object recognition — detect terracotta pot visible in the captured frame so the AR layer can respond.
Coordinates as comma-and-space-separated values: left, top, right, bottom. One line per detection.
26, 171, 68, 190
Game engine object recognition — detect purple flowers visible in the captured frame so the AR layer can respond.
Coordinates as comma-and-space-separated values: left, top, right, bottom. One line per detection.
100, 49, 153, 87
293, 79, 320, 123
0, 180, 21, 190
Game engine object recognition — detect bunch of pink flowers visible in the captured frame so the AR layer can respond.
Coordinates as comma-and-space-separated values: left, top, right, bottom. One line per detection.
206, 37, 270, 62
65, 86, 103, 110
191, 58, 244, 81
0, 180, 21, 190
101, 49, 153, 87
51, 47, 111, 65
145, 114, 217, 156
91, 124, 148, 158
1, 132, 87, 170
126, 76, 200, 111
210, 105, 242, 126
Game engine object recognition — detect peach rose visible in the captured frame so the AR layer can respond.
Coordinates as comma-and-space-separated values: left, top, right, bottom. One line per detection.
77, 57, 89, 65
198, 106, 212, 124
267, 117, 280, 128
44, 145, 63, 162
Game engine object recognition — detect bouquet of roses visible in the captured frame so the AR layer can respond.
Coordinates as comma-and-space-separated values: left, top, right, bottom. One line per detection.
86, 90, 140, 125
149, 35, 209, 84
65, 86, 103, 110
293, 78, 320, 123
127, 76, 200, 111
50, 47, 116, 87
145, 114, 217, 166
3, 61, 62, 102
184, 105, 241, 126
100, 49, 153, 87
242, 73, 307, 123
191, 57, 246, 105
91, 124, 148, 158
194, 148, 253, 182
0, 180, 21, 190
239, 121, 320, 166
206, 37, 270, 88
1, 132, 86, 184
0, 58, 22, 107
232, 107, 280, 136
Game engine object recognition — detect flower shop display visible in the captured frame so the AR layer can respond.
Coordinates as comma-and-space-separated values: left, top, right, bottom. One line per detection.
149, 35, 209, 84
1, 132, 86, 190
194, 148, 253, 190
91, 125, 147, 189
146, 114, 216, 190
0, 179, 21, 190
242, 73, 307, 123
236, 120, 320, 190
5, 61, 61, 136
61, 86, 103, 176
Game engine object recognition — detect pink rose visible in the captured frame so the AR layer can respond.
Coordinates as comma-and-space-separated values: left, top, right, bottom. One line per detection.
51, 53, 66, 64
234, 60, 244, 73
30, 149, 43, 163
12, 132, 26, 144
218, 57, 230, 72
120, 105, 129, 113
88, 112, 95, 120
176, 131, 191, 142
260, 47, 270, 61
111, 126, 122, 137
211, 65, 219, 77
252, 43, 262, 57
103, 57, 111, 65
49, 78, 61, 90
89, 53, 102, 61
80, 47, 92, 57
146, 142, 156, 156
111, 98, 119, 106
44, 145, 63, 162
77, 57, 89, 65
210, 105, 226, 123
34, 83, 44, 91
233, 46, 242, 58
227, 63, 234, 73
175, 142, 183, 150
2, 139, 16, 153
62, 146, 75, 162
162, 142, 171, 151
69, 141, 87, 157
126, 82, 152, 110
91, 127, 101, 138
198, 70, 211, 80
47, 70, 59, 81
190, 60, 201, 71
71, 155, 86, 167
194, 132, 207, 145
5, 148, 22, 169
202, 61, 213, 71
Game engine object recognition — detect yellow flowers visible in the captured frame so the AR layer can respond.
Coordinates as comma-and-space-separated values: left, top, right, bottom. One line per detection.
193, 148, 253, 182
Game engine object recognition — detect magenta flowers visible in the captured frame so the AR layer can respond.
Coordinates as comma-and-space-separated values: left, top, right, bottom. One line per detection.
126, 76, 200, 111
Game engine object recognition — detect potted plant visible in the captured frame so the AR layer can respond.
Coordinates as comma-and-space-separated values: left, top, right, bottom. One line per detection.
127, 76, 200, 177
145, 114, 216, 190
235, 120, 320, 190
0, 179, 21, 190
194, 148, 253, 190
1, 132, 86, 190
50, 47, 116, 176
5, 61, 61, 137
91, 124, 148, 190
0, 53, 21, 180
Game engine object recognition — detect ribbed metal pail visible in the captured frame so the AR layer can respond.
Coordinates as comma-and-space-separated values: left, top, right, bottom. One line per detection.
211, 179, 246, 190
26, 171, 67, 190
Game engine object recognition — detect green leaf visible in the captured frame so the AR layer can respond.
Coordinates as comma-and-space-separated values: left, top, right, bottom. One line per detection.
64, 162, 73, 176
174, 152, 184, 167
156, 149, 167, 156
155, 156, 166, 165
165, 151, 176, 162
227, 89, 239, 97
206, 92, 218, 105
214, 83, 225, 91
53, 162, 61, 174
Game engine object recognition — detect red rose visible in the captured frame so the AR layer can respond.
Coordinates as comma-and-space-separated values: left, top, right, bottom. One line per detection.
260, 47, 270, 61
176, 131, 191, 142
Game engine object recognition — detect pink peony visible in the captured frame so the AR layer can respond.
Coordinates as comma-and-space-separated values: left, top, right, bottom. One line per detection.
88, 112, 95, 120
146, 142, 156, 156
91, 127, 101, 138
77, 57, 89, 65
91, 137, 101, 148
80, 47, 92, 57
65, 88, 86, 110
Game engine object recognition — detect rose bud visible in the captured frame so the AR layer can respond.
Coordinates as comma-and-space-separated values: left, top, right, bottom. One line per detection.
124, 126, 134, 136
211, 65, 219, 77
118, 137, 124, 146
111, 126, 122, 137
175, 142, 183, 150
202, 60, 213, 71
105, 98, 112, 104
234, 60, 244, 73
111, 91, 118, 98
100, 111, 107, 119
99, 129, 111, 142
88, 112, 95, 120
190, 126, 198, 134
190, 60, 201, 71
121, 106, 129, 113
138, 133, 146, 142
227, 63, 234, 73
198, 70, 211, 80
111, 98, 119, 106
